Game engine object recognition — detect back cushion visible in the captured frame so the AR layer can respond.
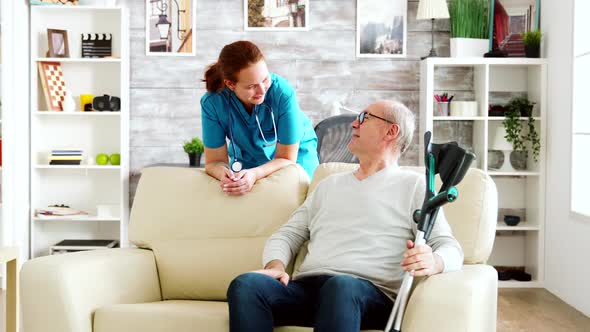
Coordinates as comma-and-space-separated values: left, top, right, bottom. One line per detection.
303, 163, 497, 267
129, 165, 309, 300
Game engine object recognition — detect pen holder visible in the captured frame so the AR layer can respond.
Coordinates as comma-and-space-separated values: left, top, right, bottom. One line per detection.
436, 102, 450, 116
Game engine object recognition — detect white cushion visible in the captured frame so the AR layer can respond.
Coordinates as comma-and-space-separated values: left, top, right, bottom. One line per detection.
129, 164, 310, 300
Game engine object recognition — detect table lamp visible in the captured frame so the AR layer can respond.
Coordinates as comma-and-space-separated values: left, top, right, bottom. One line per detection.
416, 0, 450, 59
491, 126, 514, 172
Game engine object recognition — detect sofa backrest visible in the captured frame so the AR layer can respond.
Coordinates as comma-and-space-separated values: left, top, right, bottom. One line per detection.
129, 165, 309, 301
306, 163, 498, 265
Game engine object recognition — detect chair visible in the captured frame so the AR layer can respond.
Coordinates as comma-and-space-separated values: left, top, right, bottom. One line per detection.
314, 114, 358, 163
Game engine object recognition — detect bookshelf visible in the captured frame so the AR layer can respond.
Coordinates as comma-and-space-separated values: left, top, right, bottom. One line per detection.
420, 57, 548, 288
29, 6, 129, 258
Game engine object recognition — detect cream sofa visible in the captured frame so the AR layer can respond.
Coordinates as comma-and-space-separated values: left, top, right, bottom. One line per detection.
21, 163, 498, 332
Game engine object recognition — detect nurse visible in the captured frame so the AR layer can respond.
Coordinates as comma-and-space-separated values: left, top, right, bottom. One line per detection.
201, 41, 318, 195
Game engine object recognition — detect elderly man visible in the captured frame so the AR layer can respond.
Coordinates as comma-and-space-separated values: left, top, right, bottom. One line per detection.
227, 100, 464, 332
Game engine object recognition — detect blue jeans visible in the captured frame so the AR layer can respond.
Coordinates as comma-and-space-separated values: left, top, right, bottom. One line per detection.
227, 273, 393, 332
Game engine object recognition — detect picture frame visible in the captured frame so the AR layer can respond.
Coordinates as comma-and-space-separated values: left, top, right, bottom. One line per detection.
356, 0, 407, 58
489, 0, 540, 53
30, 0, 78, 5
146, 0, 197, 56
244, 0, 309, 31
47, 29, 70, 58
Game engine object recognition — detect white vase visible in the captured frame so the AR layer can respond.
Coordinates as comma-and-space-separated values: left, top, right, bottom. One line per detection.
62, 90, 76, 112
450, 38, 489, 58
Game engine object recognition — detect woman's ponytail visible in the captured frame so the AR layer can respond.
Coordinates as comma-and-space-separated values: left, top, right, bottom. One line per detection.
204, 62, 224, 92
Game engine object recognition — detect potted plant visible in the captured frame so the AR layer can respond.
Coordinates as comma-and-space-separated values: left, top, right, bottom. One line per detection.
502, 97, 541, 169
183, 137, 204, 168
448, 0, 490, 57
522, 30, 541, 58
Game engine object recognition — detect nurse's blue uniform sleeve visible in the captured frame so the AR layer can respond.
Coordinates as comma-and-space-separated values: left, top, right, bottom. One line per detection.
201, 94, 227, 149
276, 82, 302, 145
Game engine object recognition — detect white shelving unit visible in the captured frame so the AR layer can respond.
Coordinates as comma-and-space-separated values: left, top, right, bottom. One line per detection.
420, 58, 548, 288
30, 6, 129, 258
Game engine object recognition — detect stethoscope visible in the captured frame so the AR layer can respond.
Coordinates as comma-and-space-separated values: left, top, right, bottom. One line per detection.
226, 91, 277, 172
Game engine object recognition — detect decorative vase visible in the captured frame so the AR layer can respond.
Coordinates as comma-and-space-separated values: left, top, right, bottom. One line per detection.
524, 44, 540, 58
450, 38, 489, 58
188, 153, 201, 167
510, 151, 528, 170
487, 150, 504, 170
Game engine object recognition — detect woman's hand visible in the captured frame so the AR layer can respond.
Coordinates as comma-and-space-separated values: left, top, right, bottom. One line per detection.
219, 167, 237, 188
222, 169, 258, 195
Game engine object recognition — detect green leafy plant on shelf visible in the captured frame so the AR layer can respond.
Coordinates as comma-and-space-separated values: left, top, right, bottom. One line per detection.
449, 0, 489, 39
502, 97, 541, 162
183, 137, 204, 155
522, 30, 542, 47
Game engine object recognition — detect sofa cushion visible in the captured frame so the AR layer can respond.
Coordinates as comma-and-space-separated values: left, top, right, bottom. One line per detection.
306, 163, 497, 265
129, 165, 310, 300
93, 300, 381, 332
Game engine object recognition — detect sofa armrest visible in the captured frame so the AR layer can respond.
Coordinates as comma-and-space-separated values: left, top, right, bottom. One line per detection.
21, 248, 162, 332
401, 264, 498, 332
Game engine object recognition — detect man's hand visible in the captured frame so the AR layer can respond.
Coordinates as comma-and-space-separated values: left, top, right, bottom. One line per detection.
251, 259, 290, 286
222, 169, 257, 195
400, 240, 444, 277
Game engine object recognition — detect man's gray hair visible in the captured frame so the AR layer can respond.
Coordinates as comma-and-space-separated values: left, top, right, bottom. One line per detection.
382, 100, 415, 154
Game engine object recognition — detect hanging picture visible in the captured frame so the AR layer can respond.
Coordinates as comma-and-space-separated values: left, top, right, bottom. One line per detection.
356, 0, 407, 58
146, 0, 196, 56
38, 61, 67, 111
30, 0, 78, 5
245, 0, 309, 31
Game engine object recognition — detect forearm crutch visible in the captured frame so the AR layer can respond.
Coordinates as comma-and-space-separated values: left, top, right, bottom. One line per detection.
384, 131, 476, 332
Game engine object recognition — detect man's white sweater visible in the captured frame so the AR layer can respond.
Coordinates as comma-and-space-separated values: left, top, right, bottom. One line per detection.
262, 165, 464, 299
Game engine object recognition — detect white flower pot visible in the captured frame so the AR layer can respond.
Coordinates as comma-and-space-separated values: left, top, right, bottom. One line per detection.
450, 38, 489, 58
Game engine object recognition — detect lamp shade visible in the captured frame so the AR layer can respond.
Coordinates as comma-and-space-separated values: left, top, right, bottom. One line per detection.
416, 0, 450, 20
492, 126, 513, 151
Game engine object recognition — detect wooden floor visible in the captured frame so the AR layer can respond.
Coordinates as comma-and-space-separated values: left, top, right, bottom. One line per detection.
498, 289, 590, 331
1, 289, 588, 331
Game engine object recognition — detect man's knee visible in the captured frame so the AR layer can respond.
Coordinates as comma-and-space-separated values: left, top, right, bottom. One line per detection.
320, 275, 364, 300
227, 272, 267, 299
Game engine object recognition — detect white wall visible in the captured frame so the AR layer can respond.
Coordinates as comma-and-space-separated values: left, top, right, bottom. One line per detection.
542, 0, 590, 317
1, 0, 30, 261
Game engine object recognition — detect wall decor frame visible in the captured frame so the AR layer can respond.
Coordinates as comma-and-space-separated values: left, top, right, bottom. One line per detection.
356, 0, 407, 58
245, 0, 309, 31
146, 0, 196, 56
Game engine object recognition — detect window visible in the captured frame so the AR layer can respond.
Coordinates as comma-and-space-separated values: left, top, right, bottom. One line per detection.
571, 0, 590, 217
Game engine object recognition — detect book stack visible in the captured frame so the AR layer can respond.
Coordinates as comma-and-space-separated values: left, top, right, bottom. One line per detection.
50, 149, 83, 165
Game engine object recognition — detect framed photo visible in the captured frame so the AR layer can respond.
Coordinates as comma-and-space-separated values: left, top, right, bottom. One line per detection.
489, 0, 540, 54
245, 0, 309, 31
146, 0, 196, 56
356, 0, 407, 58
47, 29, 70, 58
30, 0, 78, 5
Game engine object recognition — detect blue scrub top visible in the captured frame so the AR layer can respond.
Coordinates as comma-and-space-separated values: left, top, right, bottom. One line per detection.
201, 73, 319, 179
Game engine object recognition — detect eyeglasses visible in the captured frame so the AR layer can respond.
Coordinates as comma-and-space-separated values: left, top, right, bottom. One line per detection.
357, 111, 394, 125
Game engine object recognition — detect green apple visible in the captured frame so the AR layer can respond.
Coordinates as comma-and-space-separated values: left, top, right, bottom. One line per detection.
110, 153, 121, 165
96, 153, 109, 165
